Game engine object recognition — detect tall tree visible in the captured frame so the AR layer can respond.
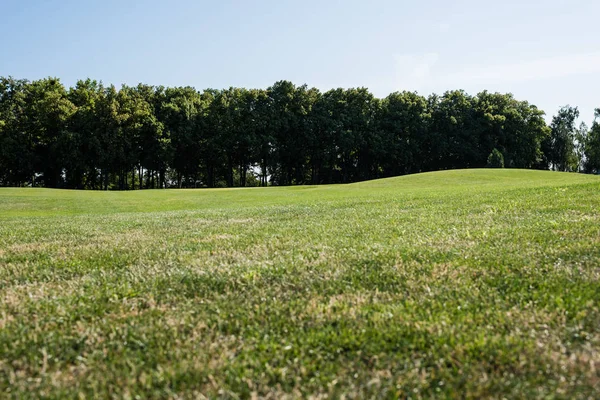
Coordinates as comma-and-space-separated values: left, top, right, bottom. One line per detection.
584, 109, 600, 174
574, 122, 588, 173
545, 106, 579, 171
0, 77, 30, 186
268, 81, 317, 185
22, 78, 76, 188
379, 91, 430, 176
430, 90, 478, 170
159, 86, 206, 188
502, 100, 549, 169
67, 79, 105, 189
118, 84, 166, 189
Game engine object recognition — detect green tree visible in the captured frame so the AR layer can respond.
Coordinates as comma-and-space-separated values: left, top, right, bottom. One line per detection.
487, 148, 505, 168
544, 106, 579, 171
0, 77, 30, 186
67, 79, 106, 189
159, 86, 207, 188
379, 91, 430, 176
502, 101, 549, 169
584, 109, 600, 173
251, 89, 272, 186
95, 85, 123, 190
574, 122, 588, 172
118, 84, 166, 189
23, 78, 76, 187
268, 81, 316, 185
429, 91, 478, 170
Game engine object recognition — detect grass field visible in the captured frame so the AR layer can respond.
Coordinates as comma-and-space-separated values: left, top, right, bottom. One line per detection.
1, 169, 600, 399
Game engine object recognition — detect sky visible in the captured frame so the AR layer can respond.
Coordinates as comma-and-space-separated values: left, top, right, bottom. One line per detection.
1, 0, 599, 123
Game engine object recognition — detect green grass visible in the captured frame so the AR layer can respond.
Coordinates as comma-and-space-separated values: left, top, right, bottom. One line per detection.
1, 169, 599, 399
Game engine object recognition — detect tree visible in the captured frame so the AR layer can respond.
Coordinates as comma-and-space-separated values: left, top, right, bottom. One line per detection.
379, 91, 430, 176
251, 89, 272, 186
487, 149, 504, 168
268, 81, 316, 186
67, 79, 106, 189
574, 122, 588, 173
117, 84, 166, 190
22, 78, 76, 188
159, 86, 207, 188
503, 101, 549, 169
429, 91, 478, 170
584, 109, 600, 174
544, 106, 579, 171
92, 85, 123, 190
0, 77, 30, 186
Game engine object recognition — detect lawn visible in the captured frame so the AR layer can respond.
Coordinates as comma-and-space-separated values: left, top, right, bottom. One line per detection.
1, 169, 599, 399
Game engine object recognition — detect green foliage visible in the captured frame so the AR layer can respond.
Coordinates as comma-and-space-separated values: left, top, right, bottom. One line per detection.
574, 122, 588, 172
543, 105, 580, 171
0, 77, 595, 189
1, 170, 600, 397
487, 148, 505, 168
584, 109, 600, 174
379, 91, 427, 175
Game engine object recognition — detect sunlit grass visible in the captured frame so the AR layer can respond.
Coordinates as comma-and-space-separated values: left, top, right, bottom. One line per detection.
1, 169, 599, 398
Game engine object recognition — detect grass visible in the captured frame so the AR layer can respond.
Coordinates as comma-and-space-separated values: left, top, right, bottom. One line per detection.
0, 169, 599, 399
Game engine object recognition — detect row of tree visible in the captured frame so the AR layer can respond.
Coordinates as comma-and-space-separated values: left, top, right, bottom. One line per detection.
1, 76, 599, 189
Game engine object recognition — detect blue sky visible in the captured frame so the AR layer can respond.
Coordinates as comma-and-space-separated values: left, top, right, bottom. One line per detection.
1, 0, 599, 123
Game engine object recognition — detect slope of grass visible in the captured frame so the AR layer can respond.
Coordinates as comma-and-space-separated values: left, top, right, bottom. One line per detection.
1, 169, 599, 398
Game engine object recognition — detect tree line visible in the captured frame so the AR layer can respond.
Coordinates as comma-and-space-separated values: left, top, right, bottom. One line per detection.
1, 76, 599, 189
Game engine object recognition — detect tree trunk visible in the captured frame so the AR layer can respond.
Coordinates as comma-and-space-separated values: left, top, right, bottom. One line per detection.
227, 156, 234, 187
240, 165, 247, 187
261, 158, 268, 187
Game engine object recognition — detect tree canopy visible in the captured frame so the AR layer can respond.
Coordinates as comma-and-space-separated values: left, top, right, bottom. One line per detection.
0, 76, 597, 189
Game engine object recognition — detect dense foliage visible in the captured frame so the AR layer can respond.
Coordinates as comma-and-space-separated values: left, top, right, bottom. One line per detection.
1, 76, 598, 189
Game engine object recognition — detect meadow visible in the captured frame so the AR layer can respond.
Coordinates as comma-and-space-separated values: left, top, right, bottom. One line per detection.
1, 169, 599, 399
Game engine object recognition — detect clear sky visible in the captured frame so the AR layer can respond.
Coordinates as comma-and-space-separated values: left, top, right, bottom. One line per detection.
1, 0, 599, 123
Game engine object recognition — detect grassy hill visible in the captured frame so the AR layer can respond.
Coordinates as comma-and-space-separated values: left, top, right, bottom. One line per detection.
1, 169, 599, 398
